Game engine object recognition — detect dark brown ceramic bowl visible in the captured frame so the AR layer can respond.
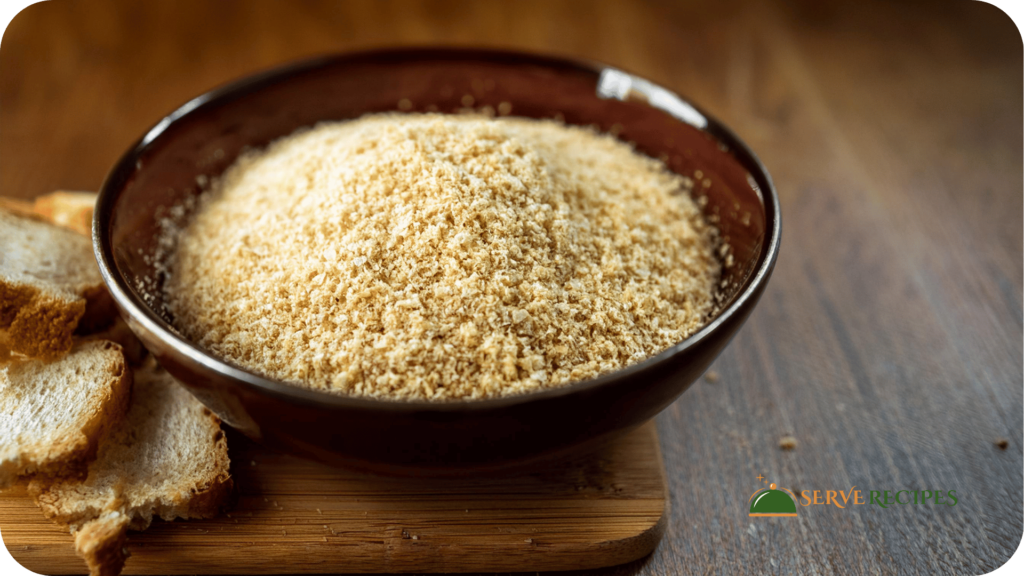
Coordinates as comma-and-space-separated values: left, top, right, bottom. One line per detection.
94, 48, 780, 473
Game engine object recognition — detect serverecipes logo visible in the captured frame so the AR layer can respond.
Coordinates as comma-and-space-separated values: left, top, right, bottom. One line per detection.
748, 474, 959, 517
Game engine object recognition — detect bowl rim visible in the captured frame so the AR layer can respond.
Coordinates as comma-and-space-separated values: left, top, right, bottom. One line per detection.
94, 46, 781, 413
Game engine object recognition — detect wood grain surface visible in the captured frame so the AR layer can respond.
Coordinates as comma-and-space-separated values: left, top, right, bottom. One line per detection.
1, 424, 666, 574
1, 1, 1021, 575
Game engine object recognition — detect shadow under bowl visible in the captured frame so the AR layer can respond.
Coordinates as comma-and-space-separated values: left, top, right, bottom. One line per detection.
94, 48, 781, 474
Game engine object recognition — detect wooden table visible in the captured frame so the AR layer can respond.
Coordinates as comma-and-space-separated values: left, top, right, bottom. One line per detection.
2, 1, 1020, 574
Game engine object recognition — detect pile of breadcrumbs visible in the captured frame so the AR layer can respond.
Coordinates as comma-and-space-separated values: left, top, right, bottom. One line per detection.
165, 114, 721, 400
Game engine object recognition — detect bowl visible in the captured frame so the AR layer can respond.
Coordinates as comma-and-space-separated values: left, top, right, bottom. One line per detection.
94, 48, 781, 473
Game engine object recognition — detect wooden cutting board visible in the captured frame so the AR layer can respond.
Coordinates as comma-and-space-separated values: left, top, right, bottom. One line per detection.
1, 422, 667, 574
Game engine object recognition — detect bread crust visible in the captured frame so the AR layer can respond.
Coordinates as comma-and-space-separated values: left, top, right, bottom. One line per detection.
0, 282, 86, 359
32, 191, 97, 236
0, 197, 36, 217
0, 207, 109, 359
74, 512, 131, 576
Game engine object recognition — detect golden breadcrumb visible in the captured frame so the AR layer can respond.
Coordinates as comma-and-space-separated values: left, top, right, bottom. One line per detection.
165, 114, 720, 400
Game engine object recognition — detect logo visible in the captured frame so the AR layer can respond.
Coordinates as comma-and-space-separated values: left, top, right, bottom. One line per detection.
749, 475, 797, 517
748, 473, 960, 515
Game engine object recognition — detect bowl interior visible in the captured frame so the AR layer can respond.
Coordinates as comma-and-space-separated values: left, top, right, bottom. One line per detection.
103, 50, 772, 397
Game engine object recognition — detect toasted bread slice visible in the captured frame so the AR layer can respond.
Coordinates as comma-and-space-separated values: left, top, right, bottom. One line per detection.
33, 191, 97, 236
0, 341, 132, 488
0, 208, 111, 358
31, 359, 233, 576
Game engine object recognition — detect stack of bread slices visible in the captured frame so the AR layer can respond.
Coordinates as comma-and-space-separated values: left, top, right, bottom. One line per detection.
1, 193, 233, 576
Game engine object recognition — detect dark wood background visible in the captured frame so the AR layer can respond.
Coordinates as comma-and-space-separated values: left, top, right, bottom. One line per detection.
2, 0, 1021, 574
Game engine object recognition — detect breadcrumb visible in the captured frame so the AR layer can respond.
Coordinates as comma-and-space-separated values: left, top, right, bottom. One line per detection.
166, 114, 720, 401
779, 436, 798, 450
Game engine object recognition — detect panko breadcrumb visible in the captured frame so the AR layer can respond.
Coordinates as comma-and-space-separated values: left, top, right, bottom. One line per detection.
165, 114, 720, 400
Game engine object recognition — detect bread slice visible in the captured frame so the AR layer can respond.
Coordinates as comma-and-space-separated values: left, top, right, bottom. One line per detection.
31, 359, 233, 576
0, 208, 111, 358
0, 340, 132, 488
33, 191, 97, 236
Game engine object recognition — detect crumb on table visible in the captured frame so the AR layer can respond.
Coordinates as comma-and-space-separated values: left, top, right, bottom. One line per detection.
779, 435, 798, 450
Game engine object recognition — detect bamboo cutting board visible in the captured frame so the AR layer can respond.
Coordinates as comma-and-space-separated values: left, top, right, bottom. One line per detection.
1, 422, 667, 574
